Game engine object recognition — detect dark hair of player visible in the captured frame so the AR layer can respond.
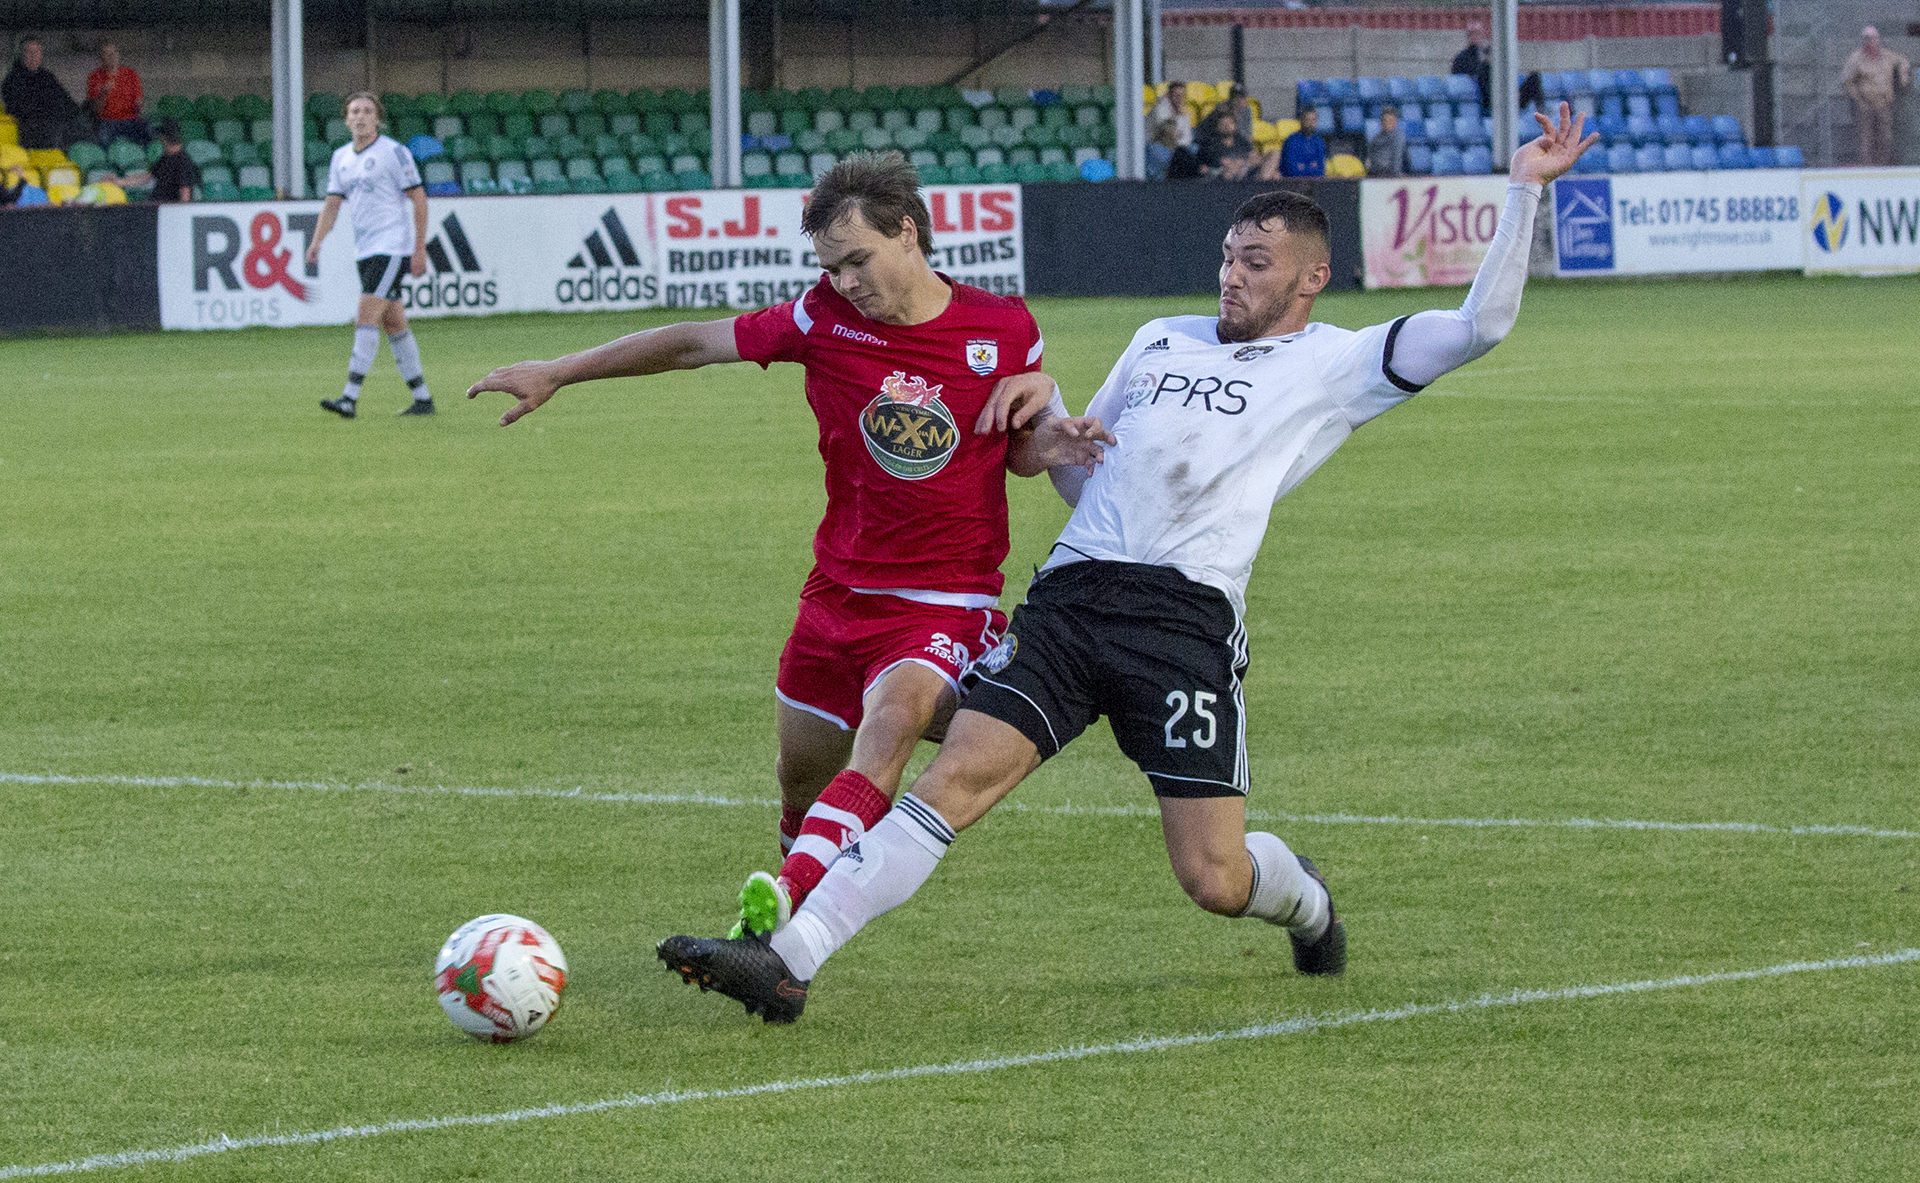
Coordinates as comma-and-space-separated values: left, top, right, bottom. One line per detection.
1232, 190, 1330, 252
803, 151, 935, 255
157, 118, 182, 145
344, 90, 385, 121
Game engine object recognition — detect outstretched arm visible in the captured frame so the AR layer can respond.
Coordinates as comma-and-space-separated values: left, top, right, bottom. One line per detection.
1387, 103, 1598, 389
465, 318, 742, 426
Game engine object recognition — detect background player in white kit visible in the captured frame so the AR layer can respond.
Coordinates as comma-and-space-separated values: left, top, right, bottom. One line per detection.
660, 104, 1598, 1023
306, 91, 435, 419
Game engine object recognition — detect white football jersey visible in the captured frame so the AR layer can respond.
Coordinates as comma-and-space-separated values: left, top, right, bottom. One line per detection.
326, 135, 422, 259
1047, 314, 1418, 614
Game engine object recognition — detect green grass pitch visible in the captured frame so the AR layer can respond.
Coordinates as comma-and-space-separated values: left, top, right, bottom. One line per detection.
2, 274, 1917, 1180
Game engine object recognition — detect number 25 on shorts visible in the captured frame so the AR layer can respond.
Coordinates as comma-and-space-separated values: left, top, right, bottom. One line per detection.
1163, 690, 1218, 749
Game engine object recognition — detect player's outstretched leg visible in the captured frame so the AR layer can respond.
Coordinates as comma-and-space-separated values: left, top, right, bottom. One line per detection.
1164, 801, 1344, 976
657, 932, 808, 1024
323, 324, 380, 418
1239, 830, 1342, 975
389, 326, 434, 415
1285, 852, 1346, 976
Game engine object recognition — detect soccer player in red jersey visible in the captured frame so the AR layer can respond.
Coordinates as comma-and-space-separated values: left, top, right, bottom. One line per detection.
468, 154, 1110, 935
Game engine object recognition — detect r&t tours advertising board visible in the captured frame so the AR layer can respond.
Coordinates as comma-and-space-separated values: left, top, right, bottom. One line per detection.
155, 185, 1025, 330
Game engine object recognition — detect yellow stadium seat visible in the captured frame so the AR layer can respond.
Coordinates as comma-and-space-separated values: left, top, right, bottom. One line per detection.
0, 117, 18, 147
0, 141, 28, 169
75, 181, 128, 205
46, 182, 81, 206
43, 164, 79, 188
1187, 82, 1217, 106
1271, 118, 1301, 142
1327, 153, 1367, 178
28, 147, 69, 172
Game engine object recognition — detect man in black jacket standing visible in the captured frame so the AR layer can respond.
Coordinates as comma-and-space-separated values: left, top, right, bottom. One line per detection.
1451, 23, 1492, 111
3, 36, 77, 149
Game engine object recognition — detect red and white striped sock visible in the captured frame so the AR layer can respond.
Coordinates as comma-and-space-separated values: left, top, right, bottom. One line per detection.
779, 803, 808, 856
777, 769, 892, 909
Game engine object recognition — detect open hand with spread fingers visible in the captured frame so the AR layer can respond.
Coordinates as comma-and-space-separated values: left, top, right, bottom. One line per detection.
1510, 101, 1601, 187
467, 359, 564, 427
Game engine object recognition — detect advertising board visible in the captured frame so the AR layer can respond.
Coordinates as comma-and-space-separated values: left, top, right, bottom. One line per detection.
156, 186, 1024, 330
1361, 175, 1512, 288
1551, 171, 1804, 276
1799, 167, 1920, 276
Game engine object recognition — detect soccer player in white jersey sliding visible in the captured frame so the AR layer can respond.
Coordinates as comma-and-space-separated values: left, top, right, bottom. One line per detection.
660, 105, 1597, 1023
307, 91, 436, 419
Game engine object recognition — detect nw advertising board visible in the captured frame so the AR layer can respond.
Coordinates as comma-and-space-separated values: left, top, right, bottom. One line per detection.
1551, 171, 1803, 276
1361, 175, 1512, 289
156, 185, 1024, 330
1799, 167, 1920, 276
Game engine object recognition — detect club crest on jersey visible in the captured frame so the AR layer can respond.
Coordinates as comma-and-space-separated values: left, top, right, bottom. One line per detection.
1232, 344, 1274, 361
965, 339, 999, 376
1125, 371, 1159, 408
861, 371, 959, 480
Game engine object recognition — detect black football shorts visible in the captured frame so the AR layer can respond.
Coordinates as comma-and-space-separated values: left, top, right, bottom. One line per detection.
357, 253, 407, 299
963, 559, 1248, 798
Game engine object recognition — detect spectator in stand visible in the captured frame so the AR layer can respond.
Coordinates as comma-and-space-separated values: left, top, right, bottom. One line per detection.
3, 35, 78, 149
1367, 105, 1406, 177
1149, 80, 1197, 179
1196, 107, 1276, 181
1, 164, 25, 206
143, 119, 198, 202
1842, 26, 1912, 166
1279, 105, 1327, 177
1452, 22, 1492, 111
87, 42, 149, 146
1224, 83, 1256, 140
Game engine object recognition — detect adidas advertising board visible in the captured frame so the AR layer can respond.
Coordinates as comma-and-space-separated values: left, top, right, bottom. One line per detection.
1550, 171, 1804, 277
1799, 168, 1920, 276
156, 185, 1023, 331
1360, 176, 1513, 288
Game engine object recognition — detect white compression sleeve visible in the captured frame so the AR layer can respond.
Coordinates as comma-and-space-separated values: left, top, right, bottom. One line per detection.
1047, 378, 1126, 508
1385, 181, 1543, 390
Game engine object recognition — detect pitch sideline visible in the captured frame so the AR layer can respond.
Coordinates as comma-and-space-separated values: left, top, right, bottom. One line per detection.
3, 948, 1915, 1178
2, 770, 1915, 841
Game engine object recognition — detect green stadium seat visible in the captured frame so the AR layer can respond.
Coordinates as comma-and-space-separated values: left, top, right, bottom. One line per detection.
157, 95, 195, 120
108, 139, 147, 170
908, 148, 938, 168
559, 89, 592, 115
959, 125, 990, 149
201, 177, 242, 202
534, 176, 571, 194
880, 109, 911, 133
185, 140, 224, 167
1041, 105, 1070, 129
395, 115, 429, 142
627, 89, 662, 112
1007, 146, 1037, 166
827, 87, 862, 111
660, 88, 696, 113
212, 119, 245, 144
304, 139, 332, 166
460, 160, 493, 187
1010, 107, 1039, 132
825, 128, 860, 154
634, 154, 667, 176
600, 153, 633, 174
896, 86, 929, 108
686, 127, 711, 153
380, 93, 413, 119
640, 170, 675, 192
195, 95, 233, 122
860, 128, 894, 150
538, 113, 569, 139
774, 151, 807, 176
927, 130, 961, 153
1094, 123, 1116, 147
644, 111, 676, 137
862, 86, 897, 110
674, 110, 707, 135
325, 118, 350, 144
742, 151, 772, 178
477, 91, 515, 116
495, 159, 530, 188
1057, 84, 1092, 105
847, 110, 878, 133
588, 132, 621, 158
669, 153, 703, 175
530, 157, 563, 180
941, 149, 970, 169
1091, 85, 1116, 104
606, 170, 643, 193
747, 111, 777, 138
1013, 161, 1047, 183
813, 109, 844, 134
977, 107, 1008, 130
660, 132, 691, 157
502, 112, 536, 140
673, 169, 711, 190
1073, 104, 1104, 128
1038, 146, 1068, 166
68, 141, 108, 171
570, 174, 608, 194
486, 135, 523, 162
248, 118, 274, 143
774, 109, 807, 136
793, 129, 827, 153
991, 125, 1022, 148
994, 86, 1032, 108
524, 133, 555, 158
466, 112, 500, 139
979, 162, 1014, 183
422, 160, 457, 188
918, 163, 948, 185
445, 135, 482, 163
593, 89, 628, 115
305, 93, 342, 120
808, 151, 837, 178
929, 85, 964, 107
625, 133, 659, 157
564, 157, 598, 180
200, 163, 234, 186
553, 133, 586, 160
302, 116, 320, 140
944, 162, 980, 184
893, 127, 928, 150
1056, 124, 1089, 149
741, 89, 767, 113
414, 92, 448, 118
767, 88, 801, 111
176, 118, 208, 143
225, 141, 262, 167
1047, 159, 1080, 182
1023, 123, 1058, 148
574, 112, 607, 139
609, 112, 641, 136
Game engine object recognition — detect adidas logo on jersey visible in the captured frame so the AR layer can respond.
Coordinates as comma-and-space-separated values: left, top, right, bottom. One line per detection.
404, 212, 498, 309
559, 209, 661, 306
1144, 337, 1170, 352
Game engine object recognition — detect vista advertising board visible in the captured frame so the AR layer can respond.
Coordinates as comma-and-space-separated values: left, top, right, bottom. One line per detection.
1551, 171, 1803, 276
156, 186, 1025, 330
1361, 176, 1513, 288
1799, 168, 1920, 275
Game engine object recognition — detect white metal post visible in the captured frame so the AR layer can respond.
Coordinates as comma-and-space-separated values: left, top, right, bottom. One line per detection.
1114, 0, 1146, 180
271, 0, 305, 198
1490, 0, 1519, 167
1148, 0, 1164, 87
710, 0, 743, 187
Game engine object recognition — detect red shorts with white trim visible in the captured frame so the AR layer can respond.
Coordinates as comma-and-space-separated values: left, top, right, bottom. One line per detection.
775, 570, 1007, 731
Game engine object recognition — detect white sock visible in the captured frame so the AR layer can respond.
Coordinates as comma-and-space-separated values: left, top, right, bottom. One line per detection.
388, 328, 429, 400
768, 793, 954, 981
1242, 831, 1329, 940
342, 325, 379, 401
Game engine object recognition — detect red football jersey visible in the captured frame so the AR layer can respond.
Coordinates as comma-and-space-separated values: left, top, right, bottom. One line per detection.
733, 274, 1044, 598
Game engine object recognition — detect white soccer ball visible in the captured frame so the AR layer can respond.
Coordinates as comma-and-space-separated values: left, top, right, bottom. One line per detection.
433, 914, 569, 1043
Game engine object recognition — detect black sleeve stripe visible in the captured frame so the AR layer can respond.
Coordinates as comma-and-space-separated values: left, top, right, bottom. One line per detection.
1382, 315, 1426, 394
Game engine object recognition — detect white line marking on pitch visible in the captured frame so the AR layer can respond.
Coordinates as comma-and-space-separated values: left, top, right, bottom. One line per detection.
5, 948, 1915, 1178
2, 771, 1913, 841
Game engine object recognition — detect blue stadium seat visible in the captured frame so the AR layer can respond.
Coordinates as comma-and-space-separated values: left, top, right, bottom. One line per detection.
1774, 145, 1805, 167
1663, 143, 1693, 171
1402, 116, 1426, 142
1444, 74, 1478, 102
1599, 113, 1629, 142
1560, 70, 1589, 96
1421, 101, 1451, 124
1655, 92, 1681, 119
1572, 143, 1606, 173
1586, 70, 1615, 95
1626, 93, 1652, 119
1745, 146, 1776, 168
1357, 77, 1388, 104
1315, 105, 1336, 131
1712, 115, 1745, 144
1613, 70, 1646, 95
1456, 100, 1481, 121
1606, 143, 1637, 173
1296, 79, 1331, 108
1627, 114, 1658, 144
1461, 144, 1492, 174
408, 134, 445, 161
1682, 115, 1712, 144
1716, 143, 1750, 169
1541, 72, 1566, 101
1340, 103, 1366, 133
1326, 78, 1359, 102
1431, 145, 1463, 175
1079, 157, 1115, 181
1454, 115, 1487, 144
1364, 117, 1381, 143
1601, 93, 1625, 120
1415, 75, 1446, 101
1386, 76, 1414, 102
1690, 144, 1718, 170
1642, 68, 1677, 95
1422, 115, 1453, 144
1635, 143, 1666, 172
1406, 142, 1433, 174
1657, 113, 1687, 143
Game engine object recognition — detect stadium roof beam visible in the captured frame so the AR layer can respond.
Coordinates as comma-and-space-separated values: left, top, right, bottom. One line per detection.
710, 0, 743, 188
1112, 0, 1145, 180
271, 0, 306, 199
1490, 0, 1518, 168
